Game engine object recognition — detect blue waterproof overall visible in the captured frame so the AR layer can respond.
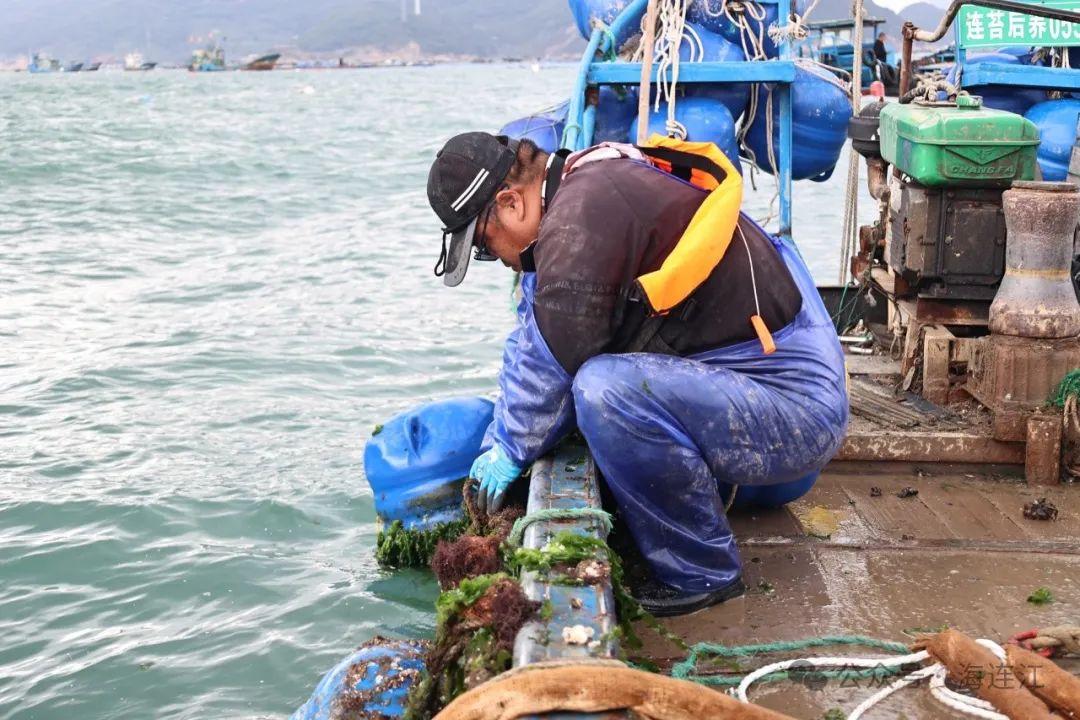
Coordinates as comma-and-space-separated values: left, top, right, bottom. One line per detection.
485, 215, 848, 593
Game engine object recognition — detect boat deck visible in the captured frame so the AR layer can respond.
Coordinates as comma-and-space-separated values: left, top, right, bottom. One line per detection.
512, 354, 1078, 717
638, 465, 1080, 716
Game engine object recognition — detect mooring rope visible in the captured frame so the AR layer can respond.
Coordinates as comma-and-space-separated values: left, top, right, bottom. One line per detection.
837, 0, 865, 284
670, 635, 1018, 718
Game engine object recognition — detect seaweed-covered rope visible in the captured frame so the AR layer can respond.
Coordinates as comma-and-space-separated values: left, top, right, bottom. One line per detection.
671, 635, 910, 682
506, 508, 614, 548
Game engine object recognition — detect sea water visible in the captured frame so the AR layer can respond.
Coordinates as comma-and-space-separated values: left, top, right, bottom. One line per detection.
0, 64, 874, 719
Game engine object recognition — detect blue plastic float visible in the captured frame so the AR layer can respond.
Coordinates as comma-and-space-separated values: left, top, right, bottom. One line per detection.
680, 22, 749, 119
745, 62, 850, 181
290, 639, 426, 720
686, 0, 807, 58
1025, 99, 1080, 182
948, 52, 1048, 116
569, 0, 639, 48
364, 396, 493, 532
498, 102, 570, 154
629, 95, 741, 169
720, 471, 818, 510
594, 86, 639, 143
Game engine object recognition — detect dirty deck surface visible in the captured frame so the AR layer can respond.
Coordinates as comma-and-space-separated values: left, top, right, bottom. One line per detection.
637, 465, 1080, 718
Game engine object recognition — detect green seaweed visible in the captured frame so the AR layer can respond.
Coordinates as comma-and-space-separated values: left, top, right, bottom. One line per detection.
375, 518, 469, 568
404, 574, 536, 720
510, 531, 688, 653
1027, 587, 1054, 605
434, 573, 509, 625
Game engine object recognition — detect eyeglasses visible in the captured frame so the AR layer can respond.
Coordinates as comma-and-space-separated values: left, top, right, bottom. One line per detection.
472, 184, 507, 262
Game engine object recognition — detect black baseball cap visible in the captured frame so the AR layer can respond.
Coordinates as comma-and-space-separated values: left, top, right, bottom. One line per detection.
427, 132, 518, 286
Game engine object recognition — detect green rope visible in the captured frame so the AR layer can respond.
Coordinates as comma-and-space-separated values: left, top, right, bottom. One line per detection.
671, 636, 911, 683
506, 508, 613, 548
597, 23, 619, 60
1050, 369, 1080, 407
681, 665, 906, 688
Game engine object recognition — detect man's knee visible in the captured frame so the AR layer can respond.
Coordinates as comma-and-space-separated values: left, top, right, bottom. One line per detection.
572, 355, 641, 429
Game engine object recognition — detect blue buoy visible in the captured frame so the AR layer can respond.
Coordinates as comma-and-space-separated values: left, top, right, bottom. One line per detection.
745, 62, 850, 181
1025, 99, 1080, 182
290, 638, 426, 720
687, 0, 805, 58
568, 0, 639, 47
719, 472, 818, 510
364, 397, 494, 531
594, 86, 639, 144
680, 22, 750, 120
499, 101, 569, 154
947, 53, 1048, 116
629, 96, 741, 171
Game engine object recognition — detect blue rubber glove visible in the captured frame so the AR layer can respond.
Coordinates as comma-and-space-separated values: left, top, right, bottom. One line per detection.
470, 445, 522, 514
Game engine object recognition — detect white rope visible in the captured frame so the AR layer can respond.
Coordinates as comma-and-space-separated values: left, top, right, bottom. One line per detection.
734, 650, 931, 702
769, 0, 822, 44
732, 641, 1016, 720
929, 666, 1009, 720
847, 664, 939, 719
634, 0, 694, 139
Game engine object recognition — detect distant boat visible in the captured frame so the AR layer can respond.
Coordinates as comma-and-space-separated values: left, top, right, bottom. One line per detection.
65, 62, 84, 72
243, 53, 280, 71
189, 41, 226, 72
124, 52, 156, 71
84, 62, 101, 72
28, 53, 60, 73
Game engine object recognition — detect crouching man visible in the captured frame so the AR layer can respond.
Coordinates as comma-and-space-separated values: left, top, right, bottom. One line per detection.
425, 132, 848, 616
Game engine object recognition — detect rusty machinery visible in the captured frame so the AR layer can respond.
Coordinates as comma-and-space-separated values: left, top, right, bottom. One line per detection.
846, 0, 1080, 482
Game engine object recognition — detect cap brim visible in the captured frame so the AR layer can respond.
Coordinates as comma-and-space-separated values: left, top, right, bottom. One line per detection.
442, 215, 479, 287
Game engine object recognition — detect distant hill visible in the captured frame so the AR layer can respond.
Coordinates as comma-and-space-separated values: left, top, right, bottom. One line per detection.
0, 0, 955, 65
807, 0, 951, 40
0, 0, 583, 64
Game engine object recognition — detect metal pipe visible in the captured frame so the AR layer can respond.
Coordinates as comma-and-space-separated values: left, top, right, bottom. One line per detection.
778, 0, 794, 242
866, 157, 889, 200
901, 0, 1080, 97
566, 28, 604, 151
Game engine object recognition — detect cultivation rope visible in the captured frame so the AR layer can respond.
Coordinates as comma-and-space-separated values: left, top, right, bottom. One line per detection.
506, 508, 613, 548
671, 635, 909, 680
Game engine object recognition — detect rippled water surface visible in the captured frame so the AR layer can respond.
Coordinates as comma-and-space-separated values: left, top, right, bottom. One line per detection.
0, 64, 860, 719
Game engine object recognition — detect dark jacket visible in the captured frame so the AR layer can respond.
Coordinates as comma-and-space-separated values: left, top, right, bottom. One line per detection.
485, 154, 806, 467
528, 157, 802, 374
873, 39, 888, 62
